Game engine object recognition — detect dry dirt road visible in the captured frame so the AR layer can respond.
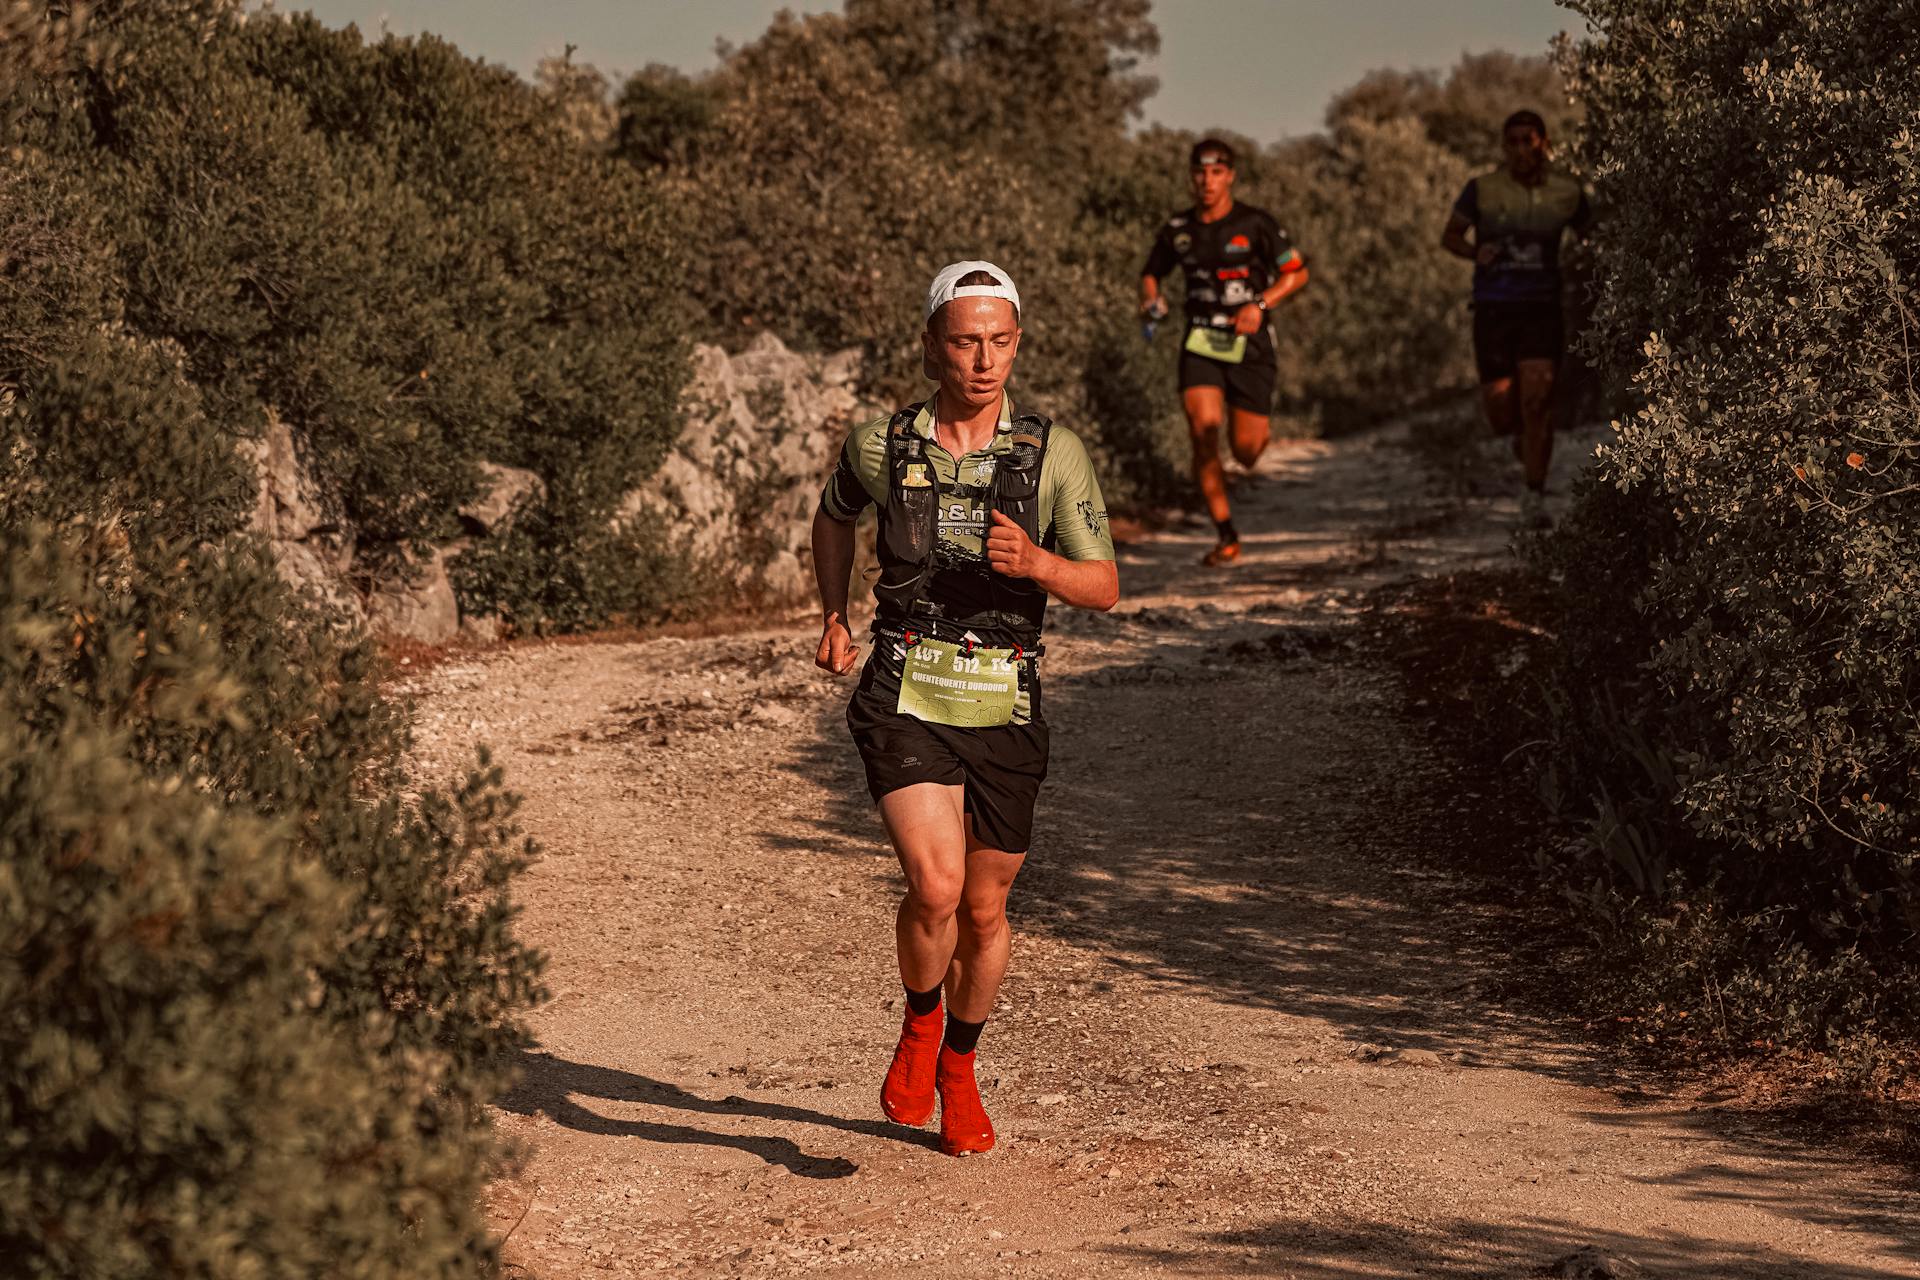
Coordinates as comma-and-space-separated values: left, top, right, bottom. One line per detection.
408, 423, 1919, 1280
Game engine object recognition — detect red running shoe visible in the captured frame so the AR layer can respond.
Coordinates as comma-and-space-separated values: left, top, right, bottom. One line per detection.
880, 1004, 942, 1126
936, 1046, 995, 1156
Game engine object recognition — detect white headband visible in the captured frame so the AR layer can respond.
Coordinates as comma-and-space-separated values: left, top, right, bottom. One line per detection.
924, 260, 1021, 322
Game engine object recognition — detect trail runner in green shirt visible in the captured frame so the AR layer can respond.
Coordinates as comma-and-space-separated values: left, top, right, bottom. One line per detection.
1441, 109, 1594, 526
810, 261, 1120, 1157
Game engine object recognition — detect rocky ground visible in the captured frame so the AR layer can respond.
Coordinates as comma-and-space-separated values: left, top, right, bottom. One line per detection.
406, 422, 1920, 1279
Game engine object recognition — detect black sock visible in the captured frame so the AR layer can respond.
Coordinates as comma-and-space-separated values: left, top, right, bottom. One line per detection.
943, 1015, 985, 1056
905, 984, 941, 1017
1214, 518, 1238, 544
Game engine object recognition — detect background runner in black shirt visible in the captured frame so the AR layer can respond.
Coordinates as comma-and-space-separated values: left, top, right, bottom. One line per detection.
1141, 138, 1309, 565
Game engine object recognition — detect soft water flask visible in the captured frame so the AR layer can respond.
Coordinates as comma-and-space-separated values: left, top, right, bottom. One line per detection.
1142, 297, 1169, 343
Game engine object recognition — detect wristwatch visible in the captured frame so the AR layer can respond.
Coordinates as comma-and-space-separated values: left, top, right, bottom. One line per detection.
1256, 295, 1271, 312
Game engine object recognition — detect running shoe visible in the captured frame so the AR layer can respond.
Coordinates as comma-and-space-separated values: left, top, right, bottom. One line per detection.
936, 1046, 995, 1156
1202, 539, 1242, 567
880, 1004, 942, 1126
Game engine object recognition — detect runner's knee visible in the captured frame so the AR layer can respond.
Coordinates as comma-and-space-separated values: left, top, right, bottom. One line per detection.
1519, 370, 1554, 416
903, 877, 963, 924
1481, 380, 1517, 430
958, 892, 1009, 938
1188, 420, 1223, 451
1230, 424, 1270, 467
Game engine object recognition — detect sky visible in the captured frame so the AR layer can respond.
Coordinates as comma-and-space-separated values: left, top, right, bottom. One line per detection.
272, 1, 1580, 142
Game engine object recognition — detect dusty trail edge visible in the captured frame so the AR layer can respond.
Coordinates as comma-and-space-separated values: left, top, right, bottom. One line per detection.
406, 421, 1919, 1280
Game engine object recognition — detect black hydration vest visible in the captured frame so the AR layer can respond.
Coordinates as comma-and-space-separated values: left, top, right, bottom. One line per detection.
871, 402, 1052, 649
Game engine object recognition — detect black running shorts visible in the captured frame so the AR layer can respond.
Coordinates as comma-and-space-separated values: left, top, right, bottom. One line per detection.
845, 675, 1050, 855
1177, 336, 1277, 416
1472, 300, 1565, 383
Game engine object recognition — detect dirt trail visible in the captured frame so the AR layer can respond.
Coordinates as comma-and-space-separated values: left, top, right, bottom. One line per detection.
408, 424, 1919, 1279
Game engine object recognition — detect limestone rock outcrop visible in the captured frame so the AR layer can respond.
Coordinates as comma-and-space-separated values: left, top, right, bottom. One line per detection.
624, 332, 867, 603
459, 463, 544, 536
243, 333, 871, 641
243, 410, 362, 625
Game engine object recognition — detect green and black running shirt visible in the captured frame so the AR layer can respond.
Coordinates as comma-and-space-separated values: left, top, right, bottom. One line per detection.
820, 394, 1115, 584
820, 394, 1114, 725
1142, 202, 1305, 338
1453, 166, 1593, 304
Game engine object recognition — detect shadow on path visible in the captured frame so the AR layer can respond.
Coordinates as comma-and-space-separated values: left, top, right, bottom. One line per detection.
500, 1050, 936, 1178
1103, 1210, 1920, 1280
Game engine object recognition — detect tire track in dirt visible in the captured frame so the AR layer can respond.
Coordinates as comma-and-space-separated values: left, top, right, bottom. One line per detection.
408, 425, 1920, 1279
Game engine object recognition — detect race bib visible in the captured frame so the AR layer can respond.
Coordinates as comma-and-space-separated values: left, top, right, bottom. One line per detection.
895, 636, 1018, 728
1184, 327, 1247, 364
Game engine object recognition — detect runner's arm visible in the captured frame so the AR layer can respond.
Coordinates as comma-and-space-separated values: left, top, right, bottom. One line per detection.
1258, 257, 1309, 310
813, 437, 879, 674
1140, 273, 1165, 315
811, 506, 860, 674
812, 504, 855, 622
992, 427, 1119, 611
1033, 542, 1120, 612
1570, 190, 1596, 242
1234, 217, 1307, 334
1442, 179, 1495, 264
1441, 209, 1479, 261
1140, 223, 1177, 314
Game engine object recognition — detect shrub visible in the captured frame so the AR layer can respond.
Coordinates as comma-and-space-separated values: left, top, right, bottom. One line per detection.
1261, 119, 1476, 431
9, 0, 689, 620
0, 508, 543, 1276
1538, 0, 1920, 1058
615, 3, 1178, 503
1, 11, 545, 1267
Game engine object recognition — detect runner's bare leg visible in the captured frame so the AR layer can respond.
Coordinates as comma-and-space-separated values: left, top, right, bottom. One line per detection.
1517, 358, 1556, 489
1228, 407, 1272, 470
1481, 377, 1521, 460
1184, 385, 1232, 524
946, 818, 1026, 1023
879, 783, 968, 992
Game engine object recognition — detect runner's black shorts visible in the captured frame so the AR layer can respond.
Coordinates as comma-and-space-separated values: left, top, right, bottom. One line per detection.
1472, 300, 1565, 383
845, 663, 1049, 854
1177, 330, 1277, 416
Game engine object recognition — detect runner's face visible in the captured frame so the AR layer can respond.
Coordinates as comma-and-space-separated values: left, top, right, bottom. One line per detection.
1503, 126, 1547, 176
924, 298, 1020, 412
1189, 161, 1234, 209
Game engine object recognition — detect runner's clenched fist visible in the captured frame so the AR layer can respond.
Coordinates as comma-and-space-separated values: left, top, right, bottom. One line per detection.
986, 510, 1039, 579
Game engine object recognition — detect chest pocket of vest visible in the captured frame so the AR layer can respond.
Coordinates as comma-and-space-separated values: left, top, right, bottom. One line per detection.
882, 409, 936, 567
990, 423, 1047, 546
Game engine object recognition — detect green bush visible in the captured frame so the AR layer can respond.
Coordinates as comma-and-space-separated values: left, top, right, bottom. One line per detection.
0, 509, 543, 1276
1, 10, 544, 1269
10, 0, 689, 619
613, 3, 1182, 503
1260, 119, 1476, 431
1537, 0, 1920, 1059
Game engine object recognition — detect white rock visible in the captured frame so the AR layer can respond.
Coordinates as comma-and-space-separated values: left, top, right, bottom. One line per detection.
459, 462, 545, 535
619, 335, 872, 605
366, 547, 460, 645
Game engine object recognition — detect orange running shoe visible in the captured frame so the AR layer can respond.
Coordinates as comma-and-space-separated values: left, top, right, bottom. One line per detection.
1202, 538, 1242, 567
936, 1045, 995, 1157
880, 1004, 942, 1126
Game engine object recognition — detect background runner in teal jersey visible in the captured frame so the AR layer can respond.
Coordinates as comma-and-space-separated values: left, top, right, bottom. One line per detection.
1442, 110, 1594, 520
